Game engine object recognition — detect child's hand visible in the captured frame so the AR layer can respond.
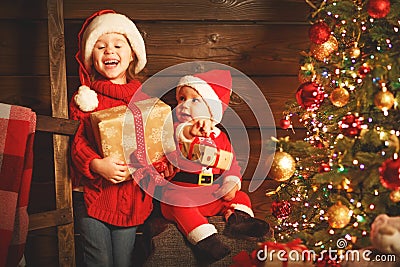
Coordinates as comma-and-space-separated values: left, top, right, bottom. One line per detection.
90, 157, 129, 184
213, 181, 239, 201
160, 162, 179, 180
190, 119, 213, 137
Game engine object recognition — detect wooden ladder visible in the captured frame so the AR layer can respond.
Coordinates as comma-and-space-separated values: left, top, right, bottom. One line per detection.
27, 0, 77, 266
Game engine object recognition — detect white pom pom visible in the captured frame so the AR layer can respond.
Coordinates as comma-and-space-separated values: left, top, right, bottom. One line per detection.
74, 85, 99, 112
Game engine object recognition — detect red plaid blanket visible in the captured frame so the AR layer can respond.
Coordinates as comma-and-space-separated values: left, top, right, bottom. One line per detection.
0, 104, 36, 267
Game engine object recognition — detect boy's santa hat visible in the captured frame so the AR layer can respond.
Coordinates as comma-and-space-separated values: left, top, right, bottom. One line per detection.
76, 9, 147, 86
177, 70, 232, 124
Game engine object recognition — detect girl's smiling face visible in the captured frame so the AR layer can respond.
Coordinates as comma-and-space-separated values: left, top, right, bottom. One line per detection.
175, 86, 212, 123
92, 32, 134, 84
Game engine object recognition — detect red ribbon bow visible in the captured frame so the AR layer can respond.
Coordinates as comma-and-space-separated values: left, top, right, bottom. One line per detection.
127, 103, 169, 189
187, 133, 221, 168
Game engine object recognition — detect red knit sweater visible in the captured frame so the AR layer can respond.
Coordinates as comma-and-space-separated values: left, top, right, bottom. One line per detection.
69, 79, 153, 227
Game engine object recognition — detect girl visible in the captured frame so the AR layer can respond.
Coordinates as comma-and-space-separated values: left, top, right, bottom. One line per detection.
69, 10, 173, 266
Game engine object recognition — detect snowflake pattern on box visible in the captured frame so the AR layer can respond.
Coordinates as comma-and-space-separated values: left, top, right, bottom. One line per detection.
151, 151, 164, 162
150, 128, 162, 144
101, 142, 113, 157
123, 133, 137, 150
149, 104, 163, 119
100, 124, 119, 139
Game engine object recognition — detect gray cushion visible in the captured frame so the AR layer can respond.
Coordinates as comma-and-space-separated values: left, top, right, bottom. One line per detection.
142, 216, 258, 267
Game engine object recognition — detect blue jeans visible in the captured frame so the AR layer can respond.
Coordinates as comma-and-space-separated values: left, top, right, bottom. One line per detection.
73, 192, 137, 267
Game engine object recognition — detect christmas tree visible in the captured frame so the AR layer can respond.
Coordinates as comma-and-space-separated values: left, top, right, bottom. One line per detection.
266, 0, 400, 257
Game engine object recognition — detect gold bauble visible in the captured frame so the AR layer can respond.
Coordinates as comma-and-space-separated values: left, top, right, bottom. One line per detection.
349, 46, 361, 59
330, 87, 350, 107
374, 91, 395, 111
268, 151, 296, 182
388, 134, 400, 152
310, 35, 339, 61
327, 201, 352, 229
390, 190, 400, 203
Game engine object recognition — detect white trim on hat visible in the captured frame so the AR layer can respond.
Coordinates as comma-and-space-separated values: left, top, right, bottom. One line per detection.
82, 13, 146, 74
177, 75, 223, 123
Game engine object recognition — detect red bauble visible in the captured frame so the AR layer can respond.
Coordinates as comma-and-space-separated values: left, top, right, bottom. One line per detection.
280, 118, 292, 129
358, 64, 371, 78
379, 157, 400, 190
319, 163, 331, 173
296, 82, 325, 110
309, 21, 331, 44
367, 0, 391, 18
271, 200, 291, 219
338, 113, 363, 137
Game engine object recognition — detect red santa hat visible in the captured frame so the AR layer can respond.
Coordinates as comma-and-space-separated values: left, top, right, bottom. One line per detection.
75, 9, 147, 86
176, 70, 232, 124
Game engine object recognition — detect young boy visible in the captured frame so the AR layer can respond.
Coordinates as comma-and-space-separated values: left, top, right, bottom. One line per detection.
160, 69, 270, 262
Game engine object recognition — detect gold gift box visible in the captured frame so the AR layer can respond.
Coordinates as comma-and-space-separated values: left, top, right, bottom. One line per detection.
181, 142, 233, 170
90, 98, 176, 177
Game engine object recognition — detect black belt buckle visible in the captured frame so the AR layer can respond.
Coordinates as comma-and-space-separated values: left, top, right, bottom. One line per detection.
198, 173, 213, 186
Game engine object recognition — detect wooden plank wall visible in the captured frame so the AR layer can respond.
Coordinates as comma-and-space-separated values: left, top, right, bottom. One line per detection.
0, 0, 310, 265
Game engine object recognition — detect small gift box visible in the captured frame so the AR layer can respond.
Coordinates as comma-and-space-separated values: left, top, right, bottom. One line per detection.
90, 98, 176, 177
180, 138, 233, 170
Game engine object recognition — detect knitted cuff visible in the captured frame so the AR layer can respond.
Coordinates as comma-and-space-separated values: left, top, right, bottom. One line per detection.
232, 204, 254, 217
74, 145, 101, 179
175, 122, 195, 143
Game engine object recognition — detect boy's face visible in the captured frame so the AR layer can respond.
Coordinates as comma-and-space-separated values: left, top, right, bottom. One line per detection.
175, 86, 212, 123
92, 33, 134, 84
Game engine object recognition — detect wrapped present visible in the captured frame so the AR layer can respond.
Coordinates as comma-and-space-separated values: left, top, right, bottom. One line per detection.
180, 137, 233, 170
90, 98, 176, 178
